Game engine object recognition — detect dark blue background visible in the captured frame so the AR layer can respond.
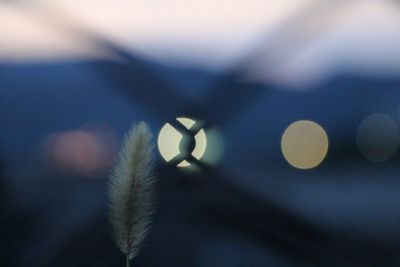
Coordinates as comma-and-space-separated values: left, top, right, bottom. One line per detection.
1, 51, 400, 266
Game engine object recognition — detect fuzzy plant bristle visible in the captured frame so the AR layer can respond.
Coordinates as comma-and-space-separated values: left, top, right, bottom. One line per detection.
108, 122, 155, 266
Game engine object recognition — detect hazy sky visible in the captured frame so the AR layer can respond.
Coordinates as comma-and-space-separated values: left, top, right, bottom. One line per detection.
1, 0, 400, 86
0, 0, 308, 63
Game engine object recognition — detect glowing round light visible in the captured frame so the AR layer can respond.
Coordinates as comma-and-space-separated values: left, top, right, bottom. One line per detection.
357, 113, 399, 162
45, 128, 116, 176
281, 120, 329, 169
158, 117, 207, 168
157, 123, 183, 162
193, 129, 207, 160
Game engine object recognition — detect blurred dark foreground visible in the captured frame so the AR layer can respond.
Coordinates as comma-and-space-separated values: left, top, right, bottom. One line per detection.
2, 1, 400, 266
1, 57, 400, 266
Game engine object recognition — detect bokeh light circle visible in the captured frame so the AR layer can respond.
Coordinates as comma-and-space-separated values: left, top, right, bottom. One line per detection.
281, 120, 329, 169
357, 113, 399, 162
158, 117, 207, 168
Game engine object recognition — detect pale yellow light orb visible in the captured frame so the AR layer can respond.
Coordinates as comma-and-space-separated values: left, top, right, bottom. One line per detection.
281, 120, 329, 169
158, 117, 208, 168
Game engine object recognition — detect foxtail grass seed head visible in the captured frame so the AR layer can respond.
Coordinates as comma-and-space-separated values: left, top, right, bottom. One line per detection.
108, 122, 155, 264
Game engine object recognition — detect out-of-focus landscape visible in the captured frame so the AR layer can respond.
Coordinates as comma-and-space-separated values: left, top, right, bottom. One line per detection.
1, 1, 400, 266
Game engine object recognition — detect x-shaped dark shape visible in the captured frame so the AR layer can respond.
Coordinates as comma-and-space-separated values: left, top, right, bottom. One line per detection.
19, 0, 362, 261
